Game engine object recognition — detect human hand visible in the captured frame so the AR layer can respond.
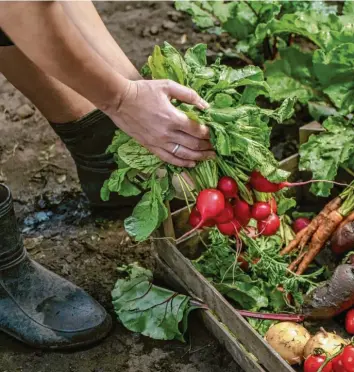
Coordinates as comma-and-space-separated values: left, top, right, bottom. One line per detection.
107, 79, 215, 167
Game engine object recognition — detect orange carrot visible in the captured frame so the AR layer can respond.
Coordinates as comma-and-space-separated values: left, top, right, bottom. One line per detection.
288, 252, 306, 272
280, 228, 306, 256
337, 211, 354, 230
296, 210, 344, 275
298, 197, 342, 249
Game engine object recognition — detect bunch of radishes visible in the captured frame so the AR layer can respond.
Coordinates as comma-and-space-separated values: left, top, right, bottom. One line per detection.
187, 173, 285, 238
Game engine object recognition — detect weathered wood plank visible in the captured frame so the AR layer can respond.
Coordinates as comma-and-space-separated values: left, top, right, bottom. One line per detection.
155, 239, 295, 372
155, 256, 266, 372
299, 121, 324, 146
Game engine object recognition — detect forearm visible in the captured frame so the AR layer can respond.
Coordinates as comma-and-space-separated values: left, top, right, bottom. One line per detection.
0, 2, 129, 111
62, 1, 141, 80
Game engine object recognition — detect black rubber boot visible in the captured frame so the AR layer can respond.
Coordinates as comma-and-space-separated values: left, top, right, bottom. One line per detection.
0, 184, 112, 349
49, 109, 139, 210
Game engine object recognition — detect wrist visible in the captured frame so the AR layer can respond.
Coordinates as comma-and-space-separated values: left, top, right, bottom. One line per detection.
98, 75, 132, 115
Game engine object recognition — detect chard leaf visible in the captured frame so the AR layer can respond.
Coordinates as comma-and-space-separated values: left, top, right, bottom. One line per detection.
313, 43, 354, 114
175, 1, 215, 29
112, 263, 199, 341
299, 116, 354, 196
265, 47, 319, 104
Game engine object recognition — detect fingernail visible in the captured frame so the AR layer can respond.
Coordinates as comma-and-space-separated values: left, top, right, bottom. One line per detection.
189, 162, 196, 168
199, 99, 209, 109
207, 153, 216, 160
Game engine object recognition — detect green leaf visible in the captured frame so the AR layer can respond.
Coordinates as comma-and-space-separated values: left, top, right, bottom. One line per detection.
124, 179, 168, 241
277, 197, 296, 215
313, 43, 354, 114
215, 281, 268, 311
343, 1, 354, 16
148, 45, 169, 80
184, 43, 207, 69
100, 180, 110, 202
214, 93, 233, 108
265, 47, 319, 104
299, 116, 354, 196
175, 1, 215, 29
112, 263, 198, 341
118, 139, 162, 173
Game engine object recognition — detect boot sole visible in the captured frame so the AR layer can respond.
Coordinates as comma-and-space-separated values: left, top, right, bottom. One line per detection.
2, 314, 112, 351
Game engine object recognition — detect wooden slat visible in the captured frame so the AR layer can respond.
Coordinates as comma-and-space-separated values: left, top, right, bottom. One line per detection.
299, 121, 324, 146
156, 239, 295, 372
279, 154, 299, 174
155, 256, 266, 372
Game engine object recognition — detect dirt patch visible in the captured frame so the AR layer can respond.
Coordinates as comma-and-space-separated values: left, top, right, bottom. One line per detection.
0, 2, 241, 372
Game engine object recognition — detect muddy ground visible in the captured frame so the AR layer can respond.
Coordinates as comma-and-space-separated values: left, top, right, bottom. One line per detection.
0, 2, 240, 372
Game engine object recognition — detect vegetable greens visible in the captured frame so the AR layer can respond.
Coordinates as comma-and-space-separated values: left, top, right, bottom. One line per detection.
103, 42, 294, 241
112, 263, 201, 341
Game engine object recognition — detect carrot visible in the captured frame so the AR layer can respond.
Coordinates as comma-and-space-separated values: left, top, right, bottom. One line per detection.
288, 251, 306, 272
337, 210, 354, 230
298, 196, 342, 249
280, 197, 342, 256
280, 228, 306, 256
296, 210, 344, 275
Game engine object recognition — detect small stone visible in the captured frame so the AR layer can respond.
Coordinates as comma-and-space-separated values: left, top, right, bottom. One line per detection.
141, 27, 150, 37
150, 25, 159, 35
168, 10, 182, 22
56, 174, 66, 184
125, 4, 132, 11
16, 104, 34, 119
162, 20, 175, 30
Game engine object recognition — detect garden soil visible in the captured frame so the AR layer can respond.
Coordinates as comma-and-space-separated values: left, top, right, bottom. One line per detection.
0, 2, 241, 372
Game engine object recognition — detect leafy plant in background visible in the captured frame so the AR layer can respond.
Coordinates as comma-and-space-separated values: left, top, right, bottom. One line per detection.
176, 1, 354, 196
102, 42, 294, 241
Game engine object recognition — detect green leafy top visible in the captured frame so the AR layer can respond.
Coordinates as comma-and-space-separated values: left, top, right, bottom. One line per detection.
103, 42, 294, 241
112, 263, 201, 341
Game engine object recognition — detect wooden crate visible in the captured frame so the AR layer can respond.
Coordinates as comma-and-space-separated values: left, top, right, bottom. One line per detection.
156, 123, 326, 372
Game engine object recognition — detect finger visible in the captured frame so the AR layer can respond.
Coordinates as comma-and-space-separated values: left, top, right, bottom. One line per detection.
165, 80, 209, 110
149, 146, 196, 168
174, 110, 210, 140
172, 132, 213, 151
167, 144, 215, 161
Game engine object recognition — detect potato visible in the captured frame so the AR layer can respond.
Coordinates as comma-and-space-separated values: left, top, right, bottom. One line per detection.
304, 329, 347, 358
265, 322, 311, 365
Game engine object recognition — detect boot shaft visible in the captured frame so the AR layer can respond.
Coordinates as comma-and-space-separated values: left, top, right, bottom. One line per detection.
0, 184, 25, 269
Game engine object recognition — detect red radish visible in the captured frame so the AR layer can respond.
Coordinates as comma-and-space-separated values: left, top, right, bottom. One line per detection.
250, 171, 349, 193
258, 214, 280, 236
238, 254, 260, 271
217, 219, 241, 236
233, 199, 251, 227
217, 176, 238, 199
251, 202, 271, 221
214, 202, 234, 224
270, 198, 277, 213
345, 309, 354, 335
292, 217, 311, 233
189, 207, 214, 228
332, 354, 346, 372
178, 189, 225, 240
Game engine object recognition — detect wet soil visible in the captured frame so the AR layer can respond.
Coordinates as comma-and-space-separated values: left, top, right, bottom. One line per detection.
0, 2, 240, 372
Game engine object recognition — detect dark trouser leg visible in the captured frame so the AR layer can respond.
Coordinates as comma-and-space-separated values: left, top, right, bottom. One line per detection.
0, 184, 112, 349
